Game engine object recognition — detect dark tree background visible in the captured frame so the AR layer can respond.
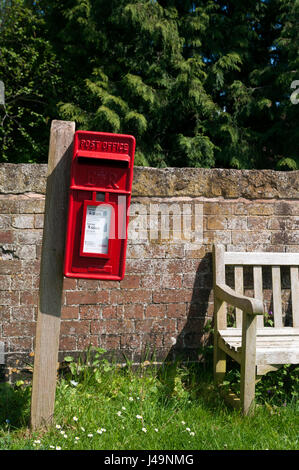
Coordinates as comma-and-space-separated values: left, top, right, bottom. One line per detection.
0, 0, 298, 169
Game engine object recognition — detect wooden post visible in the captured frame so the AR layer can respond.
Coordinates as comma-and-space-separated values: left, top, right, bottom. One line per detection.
31, 120, 75, 430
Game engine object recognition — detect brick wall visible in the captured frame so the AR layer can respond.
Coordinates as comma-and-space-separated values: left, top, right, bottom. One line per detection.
0, 164, 298, 378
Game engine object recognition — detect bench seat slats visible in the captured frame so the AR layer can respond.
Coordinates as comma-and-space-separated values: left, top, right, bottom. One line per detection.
218, 329, 299, 364
219, 327, 299, 336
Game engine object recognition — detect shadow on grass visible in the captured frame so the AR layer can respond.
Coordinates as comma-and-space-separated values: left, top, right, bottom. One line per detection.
156, 359, 228, 414
0, 382, 31, 429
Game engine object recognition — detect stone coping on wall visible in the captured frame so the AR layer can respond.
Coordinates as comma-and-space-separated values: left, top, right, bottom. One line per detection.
0, 164, 298, 199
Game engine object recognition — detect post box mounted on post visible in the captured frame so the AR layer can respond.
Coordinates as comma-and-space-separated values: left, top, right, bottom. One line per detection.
64, 130, 135, 280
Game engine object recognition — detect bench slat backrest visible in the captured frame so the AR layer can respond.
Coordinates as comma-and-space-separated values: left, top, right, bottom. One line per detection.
254, 266, 264, 328
224, 252, 299, 266
220, 248, 299, 329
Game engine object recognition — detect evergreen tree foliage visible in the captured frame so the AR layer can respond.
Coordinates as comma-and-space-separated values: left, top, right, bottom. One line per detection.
0, 0, 61, 162
0, 0, 298, 169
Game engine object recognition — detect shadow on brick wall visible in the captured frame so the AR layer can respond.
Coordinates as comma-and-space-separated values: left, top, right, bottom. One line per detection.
164, 252, 213, 365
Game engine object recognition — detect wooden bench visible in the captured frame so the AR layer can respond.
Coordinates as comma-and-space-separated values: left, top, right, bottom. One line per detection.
213, 244, 299, 415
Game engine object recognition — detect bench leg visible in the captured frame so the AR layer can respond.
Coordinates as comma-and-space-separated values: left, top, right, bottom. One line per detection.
213, 298, 227, 384
240, 312, 257, 415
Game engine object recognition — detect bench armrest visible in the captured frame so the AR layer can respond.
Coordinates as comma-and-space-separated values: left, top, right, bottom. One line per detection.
215, 283, 264, 315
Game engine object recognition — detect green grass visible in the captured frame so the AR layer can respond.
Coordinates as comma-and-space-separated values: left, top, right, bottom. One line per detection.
0, 350, 298, 451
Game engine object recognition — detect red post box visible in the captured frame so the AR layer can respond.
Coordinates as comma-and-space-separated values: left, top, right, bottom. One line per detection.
64, 130, 135, 280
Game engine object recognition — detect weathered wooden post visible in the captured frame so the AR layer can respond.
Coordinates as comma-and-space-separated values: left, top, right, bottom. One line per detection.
31, 120, 75, 430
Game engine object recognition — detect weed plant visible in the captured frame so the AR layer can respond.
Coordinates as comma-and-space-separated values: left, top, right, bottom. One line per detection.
0, 347, 298, 451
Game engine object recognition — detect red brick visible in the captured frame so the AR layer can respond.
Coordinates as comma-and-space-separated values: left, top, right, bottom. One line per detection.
135, 318, 176, 334
77, 335, 99, 350
61, 306, 79, 320
165, 245, 185, 258
60, 320, 90, 335
105, 319, 135, 334
141, 274, 162, 289
59, 336, 77, 351
0, 260, 22, 274
145, 304, 167, 318
142, 272, 182, 289
9, 337, 32, 352
153, 289, 193, 303
63, 278, 77, 290
10, 273, 32, 290
79, 305, 101, 320
120, 275, 141, 289
161, 273, 182, 288
182, 273, 207, 288
125, 259, 152, 274
162, 259, 184, 274
20, 291, 38, 306
0, 230, 14, 243
66, 290, 109, 305
11, 306, 34, 321
90, 320, 105, 334
77, 278, 100, 290
167, 303, 187, 318
141, 333, 164, 349
102, 305, 118, 318
144, 245, 167, 259
0, 275, 11, 290
101, 335, 120, 350
0, 291, 19, 306
123, 304, 144, 319
99, 280, 120, 289
0, 306, 10, 321
111, 289, 152, 304
22, 260, 40, 274
3, 321, 35, 337
120, 334, 140, 349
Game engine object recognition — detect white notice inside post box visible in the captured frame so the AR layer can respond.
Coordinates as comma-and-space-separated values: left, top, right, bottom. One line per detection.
81, 204, 112, 256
